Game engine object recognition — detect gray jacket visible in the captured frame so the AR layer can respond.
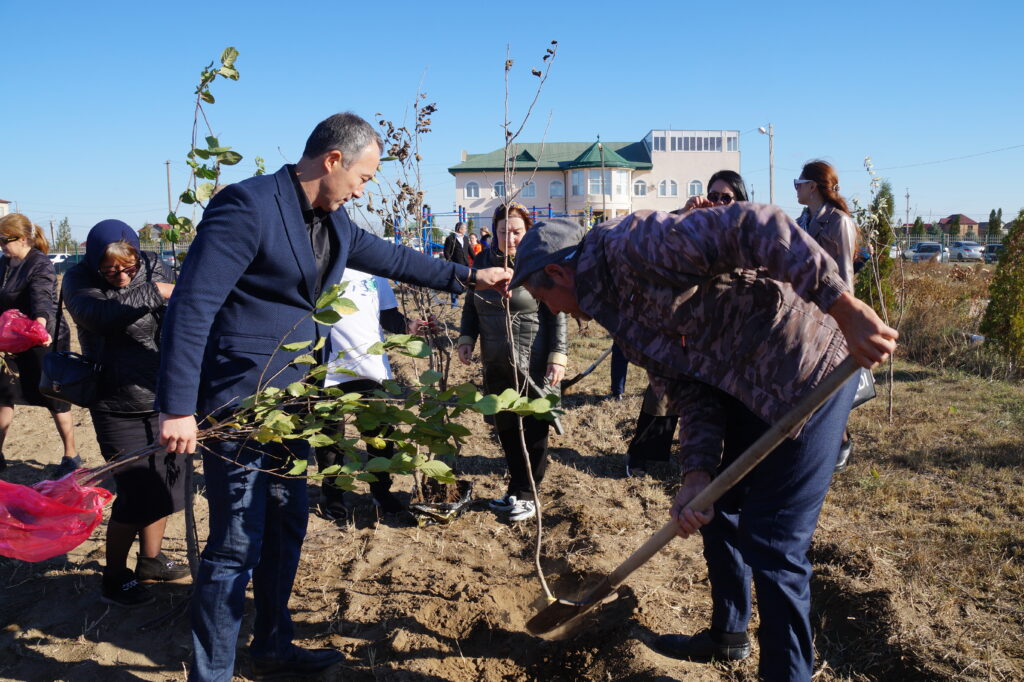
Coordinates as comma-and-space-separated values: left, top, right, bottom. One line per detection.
458, 246, 567, 399
798, 205, 857, 288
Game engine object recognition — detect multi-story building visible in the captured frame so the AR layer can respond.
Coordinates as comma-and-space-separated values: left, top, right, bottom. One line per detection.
448, 129, 740, 224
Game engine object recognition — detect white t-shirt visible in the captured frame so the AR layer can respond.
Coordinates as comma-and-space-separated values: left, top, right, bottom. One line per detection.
324, 269, 399, 387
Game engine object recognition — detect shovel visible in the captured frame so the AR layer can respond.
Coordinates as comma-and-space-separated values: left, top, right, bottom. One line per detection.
526, 356, 859, 640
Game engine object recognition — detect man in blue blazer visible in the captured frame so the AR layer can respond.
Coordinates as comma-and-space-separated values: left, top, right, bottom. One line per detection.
157, 112, 510, 681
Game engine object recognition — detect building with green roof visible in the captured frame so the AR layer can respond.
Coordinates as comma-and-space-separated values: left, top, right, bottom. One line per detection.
449, 129, 740, 224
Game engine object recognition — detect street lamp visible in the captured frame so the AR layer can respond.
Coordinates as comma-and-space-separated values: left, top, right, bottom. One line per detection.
758, 123, 774, 205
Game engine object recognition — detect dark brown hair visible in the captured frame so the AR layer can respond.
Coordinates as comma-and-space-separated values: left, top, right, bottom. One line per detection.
492, 202, 533, 230
801, 160, 849, 214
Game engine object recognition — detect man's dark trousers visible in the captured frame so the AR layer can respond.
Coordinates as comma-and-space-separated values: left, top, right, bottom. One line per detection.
699, 379, 856, 681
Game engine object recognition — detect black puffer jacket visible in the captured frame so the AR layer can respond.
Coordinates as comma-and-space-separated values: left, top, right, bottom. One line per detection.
62, 252, 172, 413
0, 248, 69, 342
458, 246, 567, 399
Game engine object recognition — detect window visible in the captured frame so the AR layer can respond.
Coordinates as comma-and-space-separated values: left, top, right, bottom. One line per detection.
571, 171, 584, 196
464, 181, 479, 199
549, 180, 564, 197
671, 136, 684, 151
688, 180, 703, 197
726, 136, 738, 152
615, 171, 627, 196
521, 181, 536, 198
493, 181, 505, 198
589, 169, 611, 195
633, 179, 647, 197
653, 136, 666, 152
659, 179, 678, 197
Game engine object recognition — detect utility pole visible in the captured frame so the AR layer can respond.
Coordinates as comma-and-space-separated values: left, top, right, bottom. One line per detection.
165, 160, 173, 216
758, 124, 775, 203
905, 188, 910, 226
598, 136, 607, 221
49, 219, 55, 249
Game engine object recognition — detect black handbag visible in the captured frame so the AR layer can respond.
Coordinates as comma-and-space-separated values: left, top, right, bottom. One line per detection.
38, 288, 102, 407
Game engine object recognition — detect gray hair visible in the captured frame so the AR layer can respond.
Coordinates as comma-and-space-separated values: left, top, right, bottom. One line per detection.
525, 267, 556, 290
302, 112, 383, 168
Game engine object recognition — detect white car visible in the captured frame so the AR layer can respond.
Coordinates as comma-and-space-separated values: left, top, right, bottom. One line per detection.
910, 242, 949, 264
949, 241, 984, 262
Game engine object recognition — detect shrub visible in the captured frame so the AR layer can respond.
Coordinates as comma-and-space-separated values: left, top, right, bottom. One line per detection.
980, 208, 1024, 365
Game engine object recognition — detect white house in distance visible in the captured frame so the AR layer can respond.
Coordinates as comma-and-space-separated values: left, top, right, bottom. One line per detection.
0, 199, 10, 217
448, 129, 740, 225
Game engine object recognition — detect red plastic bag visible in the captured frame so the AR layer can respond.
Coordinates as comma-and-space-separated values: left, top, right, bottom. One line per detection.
0, 474, 113, 562
0, 309, 50, 353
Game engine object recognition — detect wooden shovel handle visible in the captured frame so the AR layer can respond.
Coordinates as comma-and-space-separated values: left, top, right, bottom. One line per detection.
601, 357, 860, 591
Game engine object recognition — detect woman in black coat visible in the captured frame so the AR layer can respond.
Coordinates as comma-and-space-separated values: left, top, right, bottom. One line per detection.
63, 219, 187, 607
0, 213, 77, 476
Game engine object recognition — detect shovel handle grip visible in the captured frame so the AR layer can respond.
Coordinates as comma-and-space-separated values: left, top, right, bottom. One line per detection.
601, 357, 860, 591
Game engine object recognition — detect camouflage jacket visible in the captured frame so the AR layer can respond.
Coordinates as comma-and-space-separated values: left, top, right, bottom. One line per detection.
574, 204, 850, 475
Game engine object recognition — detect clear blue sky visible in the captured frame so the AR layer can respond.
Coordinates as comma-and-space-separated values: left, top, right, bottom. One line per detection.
2, 1, 1022, 242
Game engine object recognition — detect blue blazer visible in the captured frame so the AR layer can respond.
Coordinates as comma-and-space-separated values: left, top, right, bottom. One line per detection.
156, 165, 470, 418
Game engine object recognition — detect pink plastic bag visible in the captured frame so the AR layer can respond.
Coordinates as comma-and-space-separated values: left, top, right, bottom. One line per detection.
0, 309, 50, 353
0, 474, 113, 562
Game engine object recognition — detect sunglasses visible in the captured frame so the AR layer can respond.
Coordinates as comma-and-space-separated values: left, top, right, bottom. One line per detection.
794, 178, 814, 188
707, 192, 734, 204
99, 263, 139, 278
0, 235, 20, 244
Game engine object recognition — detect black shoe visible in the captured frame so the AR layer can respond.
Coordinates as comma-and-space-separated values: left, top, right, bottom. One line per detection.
136, 552, 191, 581
625, 451, 646, 478
372, 489, 404, 515
318, 500, 350, 524
835, 437, 853, 473
251, 647, 344, 680
101, 568, 155, 608
51, 454, 83, 479
651, 629, 751, 662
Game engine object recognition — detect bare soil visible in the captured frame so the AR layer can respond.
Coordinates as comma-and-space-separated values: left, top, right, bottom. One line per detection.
1, 307, 1021, 681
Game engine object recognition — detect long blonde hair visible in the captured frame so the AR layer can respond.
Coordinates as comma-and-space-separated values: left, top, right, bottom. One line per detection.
0, 213, 50, 254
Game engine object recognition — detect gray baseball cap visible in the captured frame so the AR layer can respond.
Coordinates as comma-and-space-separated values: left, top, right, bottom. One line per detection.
509, 217, 587, 289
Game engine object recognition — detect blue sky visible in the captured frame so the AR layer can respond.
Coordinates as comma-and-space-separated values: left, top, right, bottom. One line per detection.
2, 1, 1022, 242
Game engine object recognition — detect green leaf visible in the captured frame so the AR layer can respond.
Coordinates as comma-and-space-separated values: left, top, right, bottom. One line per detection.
313, 336, 327, 352
497, 388, 522, 408
362, 435, 388, 450
196, 182, 215, 202
320, 464, 342, 476
355, 472, 379, 483
315, 283, 346, 309
313, 309, 341, 325
444, 422, 472, 437
221, 46, 239, 68
382, 380, 403, 395
306, 433, 335, 447
400, 338, 429, 358
280, 341, 312, 352
166, 212, 179, 226
218, 150, 243, 166
419, 370, 443, 386
179, 189, 196, 205
193, 148, 211, 160
292, 354, 317, 365
473, 394, 501, 415
285, 382, 306, 397
418, 459, 456, 484
365, 456, 392, 472
366, 341, 385, 355
332, 297, 359, 315
200, 90, 215, 104
287, 459, 308, 476
331, 474, 356, 491
205, 136, 219, 148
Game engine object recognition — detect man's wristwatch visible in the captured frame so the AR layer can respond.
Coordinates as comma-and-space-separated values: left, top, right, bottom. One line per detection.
466, 268, 478, 290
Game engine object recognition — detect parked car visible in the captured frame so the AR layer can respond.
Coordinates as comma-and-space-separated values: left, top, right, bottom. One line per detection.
949, 241, 984, 262
48, 253, 70, 266
911, 242, 948, 263
984, 243, 1004, 264
888, 243, 903, 259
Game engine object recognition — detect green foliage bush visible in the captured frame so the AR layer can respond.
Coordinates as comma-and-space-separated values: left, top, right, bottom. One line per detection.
980, 208, 1024, 365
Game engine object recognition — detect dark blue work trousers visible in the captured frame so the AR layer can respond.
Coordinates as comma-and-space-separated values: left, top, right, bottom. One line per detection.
189, 439, 310, 682
700, 378, 856, 682
610, 343, 628, 396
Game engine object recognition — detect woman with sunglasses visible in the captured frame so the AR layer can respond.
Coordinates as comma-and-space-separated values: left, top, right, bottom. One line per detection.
795, 160, 859, 471
679, 169, 749, 212
0, 213, 78, 476
63, 220, 188, 607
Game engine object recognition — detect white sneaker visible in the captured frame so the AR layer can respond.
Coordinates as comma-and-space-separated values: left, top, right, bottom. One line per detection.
489, 494, 517, 511
509, 499, 536, 522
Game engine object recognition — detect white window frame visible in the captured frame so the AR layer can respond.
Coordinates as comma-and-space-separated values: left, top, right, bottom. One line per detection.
633, 179, 647, 197
688, 179, 703, 197
571, 170, 584, 196
549, 180, 564, 198
521, 181, 536, 198
588, 169, 611, 195
653, 136, 666, 152
464, 181, 480, 199
493, 181, 505, 198
614, 170, 627, 196
659, 179, 678, 197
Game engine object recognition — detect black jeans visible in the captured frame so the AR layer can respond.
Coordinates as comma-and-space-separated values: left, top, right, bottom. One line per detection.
495, 414, 550, 501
